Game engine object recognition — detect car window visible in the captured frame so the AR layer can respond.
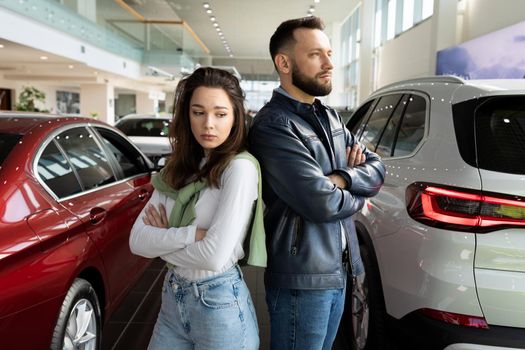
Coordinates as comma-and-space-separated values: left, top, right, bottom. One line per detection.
116, 118, 170, 137
37, 140, 83, 198
359, 94, 404, 152
475, 96, 525, 175
55, 127, 116, 191
95, 127, 149, 178
393, 94, 426, 157
375, 95, 409, 157
347, 100, 375, 137
0, 133, 21, 166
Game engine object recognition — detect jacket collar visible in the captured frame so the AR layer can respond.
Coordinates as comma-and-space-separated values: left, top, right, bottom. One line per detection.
272, 88, 331, 116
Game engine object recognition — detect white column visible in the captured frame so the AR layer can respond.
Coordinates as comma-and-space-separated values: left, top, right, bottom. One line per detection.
136, 92, 156, 115
429, 0, 458, 73
358, 0, 375, 103
80, 84, 115, 124
325, 22, 344, 108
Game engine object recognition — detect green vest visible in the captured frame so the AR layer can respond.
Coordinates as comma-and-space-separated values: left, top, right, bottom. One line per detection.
151, 151, 267, 268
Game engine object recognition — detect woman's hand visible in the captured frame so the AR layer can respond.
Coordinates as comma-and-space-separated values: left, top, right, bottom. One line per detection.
143, 203, 168, 228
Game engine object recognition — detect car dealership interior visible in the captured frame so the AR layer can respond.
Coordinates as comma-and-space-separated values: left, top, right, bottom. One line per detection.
1, 1, 524, 350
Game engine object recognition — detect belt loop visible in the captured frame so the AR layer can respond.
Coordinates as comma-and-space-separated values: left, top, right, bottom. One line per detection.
192, 282, 199, 298
235, 264, 244, 279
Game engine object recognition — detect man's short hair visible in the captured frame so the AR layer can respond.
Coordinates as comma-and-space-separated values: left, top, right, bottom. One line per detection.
269, 16, 325, 62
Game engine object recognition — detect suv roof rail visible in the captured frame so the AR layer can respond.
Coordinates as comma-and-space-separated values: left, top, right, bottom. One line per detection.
374, 75, 465, 94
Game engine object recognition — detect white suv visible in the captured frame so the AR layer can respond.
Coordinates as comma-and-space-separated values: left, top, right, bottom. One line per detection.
115, 114, 172, 168
341, 76, 525, 350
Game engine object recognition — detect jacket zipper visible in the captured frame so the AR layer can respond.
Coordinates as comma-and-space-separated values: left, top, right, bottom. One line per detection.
291, 216, 302, 255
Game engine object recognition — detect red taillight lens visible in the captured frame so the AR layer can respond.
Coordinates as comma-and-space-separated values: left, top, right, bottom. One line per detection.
406, 183, 525, 232
420, 308, 489, 329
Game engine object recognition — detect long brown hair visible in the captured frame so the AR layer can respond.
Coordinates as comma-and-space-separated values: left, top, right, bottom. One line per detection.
163, 67, 247, 189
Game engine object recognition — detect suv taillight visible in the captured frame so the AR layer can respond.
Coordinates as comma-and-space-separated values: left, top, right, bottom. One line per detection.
406, 183, 525, 232
420, 308, 489, 329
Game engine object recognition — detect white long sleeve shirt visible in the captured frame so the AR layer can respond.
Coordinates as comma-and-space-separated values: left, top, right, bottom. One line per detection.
129, 158, 258, 281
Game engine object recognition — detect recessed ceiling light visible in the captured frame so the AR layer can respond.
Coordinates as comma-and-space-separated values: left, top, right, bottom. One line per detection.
206, 9, 212, 14
213, 22, 219, 27
203, 3, 210, 9
314, 0, 320, 3
40, 55, 48, 60
210, 16, 216, 21
216, 27, 221, 32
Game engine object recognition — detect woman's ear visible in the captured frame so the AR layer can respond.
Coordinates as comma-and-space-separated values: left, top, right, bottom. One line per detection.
275, 54, 291, 74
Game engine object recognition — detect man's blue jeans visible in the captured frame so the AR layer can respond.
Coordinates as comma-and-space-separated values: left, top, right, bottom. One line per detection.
265, 281, 346, 350
148, 265, 259, 350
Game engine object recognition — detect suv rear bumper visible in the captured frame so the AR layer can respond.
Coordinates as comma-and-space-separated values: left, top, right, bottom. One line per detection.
393, 311, 525, 349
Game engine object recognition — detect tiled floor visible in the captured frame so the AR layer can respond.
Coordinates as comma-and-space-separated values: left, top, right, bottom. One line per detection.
101, 259, 349, 350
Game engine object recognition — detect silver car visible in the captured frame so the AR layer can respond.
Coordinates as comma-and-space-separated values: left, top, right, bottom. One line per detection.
115, 114, 172, 168
341, 76, 525, 350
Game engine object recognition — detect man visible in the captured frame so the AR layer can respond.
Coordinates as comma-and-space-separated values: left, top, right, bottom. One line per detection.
249, 17, 385, 349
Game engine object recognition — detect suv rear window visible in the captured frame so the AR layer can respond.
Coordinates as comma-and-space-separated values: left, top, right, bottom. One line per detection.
116, 119, 170, 137
0, 133, 21, 166
453, 96, 525, 175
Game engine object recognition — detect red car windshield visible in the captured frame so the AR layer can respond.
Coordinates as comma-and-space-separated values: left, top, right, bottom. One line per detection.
0, 133, 22, 166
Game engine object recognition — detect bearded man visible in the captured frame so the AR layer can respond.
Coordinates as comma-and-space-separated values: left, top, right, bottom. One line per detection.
249, 16, 385, 350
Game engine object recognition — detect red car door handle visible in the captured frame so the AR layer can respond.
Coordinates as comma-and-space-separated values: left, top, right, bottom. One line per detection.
90, 207, 106, 224
138, 189, 148, 201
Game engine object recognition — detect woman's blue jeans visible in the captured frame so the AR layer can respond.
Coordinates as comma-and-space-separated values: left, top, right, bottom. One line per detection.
148, 265, 259, 350
265, 281, 346, 350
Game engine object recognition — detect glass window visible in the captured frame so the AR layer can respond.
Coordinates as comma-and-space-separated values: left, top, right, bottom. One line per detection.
37, 140, 82, 198
0, 133, 21, 166
393, 94, 426, 156
375, 0, 433, 47
55, 127, 116, 191
360, 95, 404, 151
95, 127, 149, 178
376, 95, 409, 157
341, 6, 361, 109
116, 118, 171, 137
347, 100, 375, 136
475, 96, 525, 175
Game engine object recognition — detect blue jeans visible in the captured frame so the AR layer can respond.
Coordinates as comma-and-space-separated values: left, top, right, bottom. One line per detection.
148, 265, 259, 350
266, 283, 346, 350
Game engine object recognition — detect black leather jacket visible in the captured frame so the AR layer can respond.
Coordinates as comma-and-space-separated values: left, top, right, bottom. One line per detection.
249, 91, 385, 289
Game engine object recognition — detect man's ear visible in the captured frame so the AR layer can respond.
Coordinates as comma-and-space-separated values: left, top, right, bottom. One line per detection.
275, 54, 291, 74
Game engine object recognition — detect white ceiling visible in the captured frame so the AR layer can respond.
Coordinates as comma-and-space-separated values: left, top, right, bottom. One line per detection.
0, 0, 355, 90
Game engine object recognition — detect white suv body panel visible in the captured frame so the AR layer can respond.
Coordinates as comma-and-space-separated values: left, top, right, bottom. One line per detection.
350, 77, 525, 347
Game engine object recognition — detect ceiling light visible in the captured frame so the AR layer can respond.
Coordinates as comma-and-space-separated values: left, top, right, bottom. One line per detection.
68, 64, 74, 69
0, 44, 4, 48
216, 27, 221, 32
203, 3, 210, 9
213, 22, 219, 27
229, 54, 234, 58
210, 16, 216, 21
206, 9, 212, 14
40, 55, 48, 60
314, 0, 320, 3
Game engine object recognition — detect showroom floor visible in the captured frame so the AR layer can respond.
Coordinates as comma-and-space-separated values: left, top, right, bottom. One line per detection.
101, 258, 356, 350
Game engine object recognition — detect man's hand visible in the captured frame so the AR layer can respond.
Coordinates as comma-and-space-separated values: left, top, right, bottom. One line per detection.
143, 203, 168, 228
347, 144, 366, 168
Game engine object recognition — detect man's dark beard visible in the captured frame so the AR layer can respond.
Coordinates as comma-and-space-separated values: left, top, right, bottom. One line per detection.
291, 65, 332, 97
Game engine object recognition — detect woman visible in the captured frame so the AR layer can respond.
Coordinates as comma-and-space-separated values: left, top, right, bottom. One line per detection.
130, 67, 264, 350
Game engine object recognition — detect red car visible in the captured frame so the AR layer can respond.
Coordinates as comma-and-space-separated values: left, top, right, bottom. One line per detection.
0, 112, 154, 349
